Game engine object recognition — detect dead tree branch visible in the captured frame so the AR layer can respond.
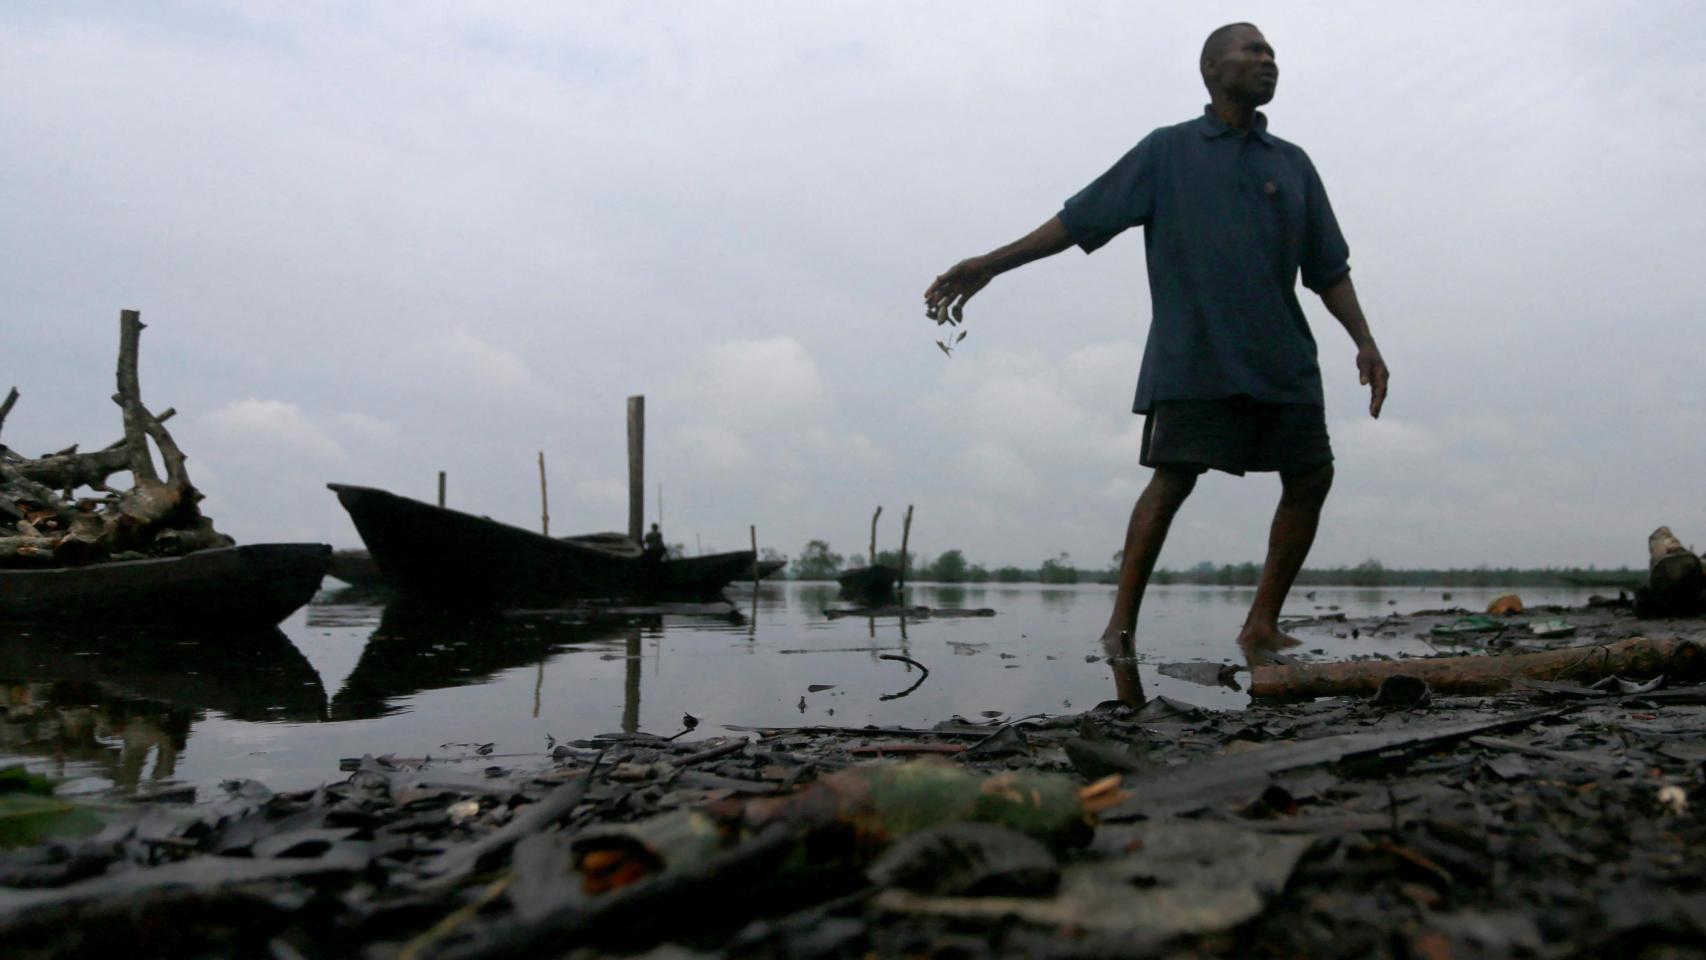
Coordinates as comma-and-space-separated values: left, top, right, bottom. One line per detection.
1, 309, 230, 567
0, 387, 18, 440
114, 309, 160, 485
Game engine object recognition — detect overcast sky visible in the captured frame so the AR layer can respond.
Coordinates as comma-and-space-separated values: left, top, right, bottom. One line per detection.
4, 1, 1703, 570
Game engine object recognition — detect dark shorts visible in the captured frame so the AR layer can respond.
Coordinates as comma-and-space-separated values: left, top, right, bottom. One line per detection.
1141, 397, 1333, 477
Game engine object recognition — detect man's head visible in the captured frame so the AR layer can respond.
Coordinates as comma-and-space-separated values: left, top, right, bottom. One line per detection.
1200, 23, 1277, 107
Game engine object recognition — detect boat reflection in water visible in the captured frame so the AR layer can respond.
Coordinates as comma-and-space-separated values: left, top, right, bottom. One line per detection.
0, 624, 328, 792
325, 600, 684, 726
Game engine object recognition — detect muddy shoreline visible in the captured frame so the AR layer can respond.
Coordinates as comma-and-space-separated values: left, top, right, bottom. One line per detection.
4, 602, 1705, 959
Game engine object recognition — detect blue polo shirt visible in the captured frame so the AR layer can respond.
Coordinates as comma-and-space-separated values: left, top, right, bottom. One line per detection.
1060, 106, 1350, 413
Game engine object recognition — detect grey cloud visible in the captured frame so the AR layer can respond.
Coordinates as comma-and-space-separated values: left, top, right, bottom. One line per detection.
2, 1, 1701, 568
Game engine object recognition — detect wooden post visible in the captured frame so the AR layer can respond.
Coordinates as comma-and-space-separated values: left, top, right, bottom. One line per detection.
437, 471, 446, 508
628, 396, 644, 544
899, 504, 914, 594
622, 628, 642, 734
537, 451, 550, 536
749, 524, 760, 626
869, 506, 882, 569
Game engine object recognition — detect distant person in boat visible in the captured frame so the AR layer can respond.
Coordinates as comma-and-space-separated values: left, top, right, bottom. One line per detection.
923, 23, 1389, 665
642, 523, 667, 563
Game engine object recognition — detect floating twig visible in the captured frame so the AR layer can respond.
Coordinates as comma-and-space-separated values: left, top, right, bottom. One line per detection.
878, 653, 930, 701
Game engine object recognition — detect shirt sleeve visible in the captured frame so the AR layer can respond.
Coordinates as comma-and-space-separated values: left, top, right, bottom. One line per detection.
1299, 153, 1351, 292
1059, 133, 1157, 254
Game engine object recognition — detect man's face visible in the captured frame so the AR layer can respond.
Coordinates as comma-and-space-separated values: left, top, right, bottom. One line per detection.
1205, 27, 1278, 106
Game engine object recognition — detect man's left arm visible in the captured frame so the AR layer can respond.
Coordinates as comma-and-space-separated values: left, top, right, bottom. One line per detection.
1299, 152, 1388, 419
1319, 275, 1388, 419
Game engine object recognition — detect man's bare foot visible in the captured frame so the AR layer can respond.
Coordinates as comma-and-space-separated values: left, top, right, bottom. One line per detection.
1099, 627, 1135, 660
1237, 621, 1302, 664
1098, 629, 1145, 706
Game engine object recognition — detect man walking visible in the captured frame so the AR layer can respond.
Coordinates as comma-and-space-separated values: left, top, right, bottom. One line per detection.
924, 23, 1389, 663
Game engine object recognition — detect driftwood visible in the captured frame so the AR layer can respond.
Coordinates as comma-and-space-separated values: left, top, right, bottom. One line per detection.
0, 310, 232, 567
1635, 526, 1706, 618
1249, 635, 1705, 699
5, 410, 175, 495
0, 387, 17, 435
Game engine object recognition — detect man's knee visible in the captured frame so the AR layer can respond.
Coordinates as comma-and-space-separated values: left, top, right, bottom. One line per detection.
1281, 462, 1334, 503
1147, 466, 1200, 507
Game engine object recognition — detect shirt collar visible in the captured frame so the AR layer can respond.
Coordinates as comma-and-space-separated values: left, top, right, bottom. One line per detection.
1197, 105, 1274, 145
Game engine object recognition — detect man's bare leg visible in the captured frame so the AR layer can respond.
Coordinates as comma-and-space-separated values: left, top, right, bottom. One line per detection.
1237, 463, 1334, 660
1100, 466, 1199, 658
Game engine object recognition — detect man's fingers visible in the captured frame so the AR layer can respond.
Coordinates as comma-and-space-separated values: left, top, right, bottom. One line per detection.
925, 275, 960, 322
925, 271, 959, 306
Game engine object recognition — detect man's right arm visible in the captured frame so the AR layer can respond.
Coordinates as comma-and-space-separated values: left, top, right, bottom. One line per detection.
924, 215, 1073, 325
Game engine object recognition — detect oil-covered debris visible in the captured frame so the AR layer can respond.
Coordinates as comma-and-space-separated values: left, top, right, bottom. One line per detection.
4, 668, 1706, 958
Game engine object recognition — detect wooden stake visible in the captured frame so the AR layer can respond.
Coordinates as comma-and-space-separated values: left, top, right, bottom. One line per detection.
899, 504, 914, 594
622, 629, 642, 734
751, 524, 759, 587
538, 451, 550, 536
869, 506, 882, 569
627, 396, 645, 543
437, 471, 446, 508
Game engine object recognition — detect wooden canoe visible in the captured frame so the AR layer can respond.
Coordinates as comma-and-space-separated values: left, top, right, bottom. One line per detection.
328, 483, 754, 605
836, 563, 898, 601
0, 543, 330, 626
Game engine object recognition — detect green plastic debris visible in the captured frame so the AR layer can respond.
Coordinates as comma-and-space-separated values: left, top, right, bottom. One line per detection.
0, 765, 129, 848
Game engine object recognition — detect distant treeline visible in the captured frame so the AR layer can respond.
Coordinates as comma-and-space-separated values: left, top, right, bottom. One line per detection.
773, 541, 1640, 588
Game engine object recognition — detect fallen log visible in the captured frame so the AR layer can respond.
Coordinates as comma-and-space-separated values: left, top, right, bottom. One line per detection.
12, 445, 132, 494
1249, 636, 1705, 699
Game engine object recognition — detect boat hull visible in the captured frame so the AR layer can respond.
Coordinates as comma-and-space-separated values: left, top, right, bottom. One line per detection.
837, 564, 898, 601
0, 543, 330, 626
328, 484, 754, 605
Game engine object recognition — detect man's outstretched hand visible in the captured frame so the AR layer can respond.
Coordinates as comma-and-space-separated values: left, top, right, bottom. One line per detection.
925, 256, 994, 325
1357, 343, 1389, 418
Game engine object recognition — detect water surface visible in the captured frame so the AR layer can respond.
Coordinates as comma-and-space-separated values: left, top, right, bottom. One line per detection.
0, 581, 1603, 796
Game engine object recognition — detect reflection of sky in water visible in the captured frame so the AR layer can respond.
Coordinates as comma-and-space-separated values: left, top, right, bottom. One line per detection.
0, 582, 1606, 795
